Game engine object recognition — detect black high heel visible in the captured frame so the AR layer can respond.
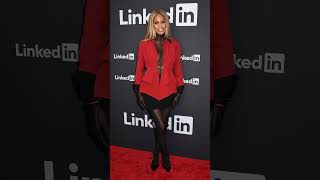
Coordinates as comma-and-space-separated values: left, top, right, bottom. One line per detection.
151, 142, 160, 171
162, 153, 171, 172
151, 154, 159, 171
151, 150, 159, 171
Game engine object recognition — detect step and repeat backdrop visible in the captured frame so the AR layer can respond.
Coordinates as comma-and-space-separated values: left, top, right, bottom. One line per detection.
4, 0, 320, 180
110, 0, 210, 160
4, 0, 107, 179
212, 0, 320, 180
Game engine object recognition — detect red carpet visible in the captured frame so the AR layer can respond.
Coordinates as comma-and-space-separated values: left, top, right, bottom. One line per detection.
110, 145, 210, 180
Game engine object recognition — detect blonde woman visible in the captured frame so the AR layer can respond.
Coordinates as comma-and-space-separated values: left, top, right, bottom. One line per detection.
132, 9, 184, 172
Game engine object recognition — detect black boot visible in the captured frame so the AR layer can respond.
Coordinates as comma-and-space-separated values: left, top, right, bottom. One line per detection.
161, 113, 171, 172
148, 108, 171, 172
151, 130, 160, 171
151, 146, 160, 171
160, 127, 170, 172
154, 125, 170, 172
162, 152, 171, 172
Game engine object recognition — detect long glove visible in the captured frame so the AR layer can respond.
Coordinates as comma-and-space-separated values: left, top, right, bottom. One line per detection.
72, 70, 109, 153
172, 94, 181, 108
136, 93, 146, 110
172, 85, 184, 108
84, 99, 109, 153
72, 70, 96, 103
132, 84, 146, 110
211, 75, 237, 136
211, 98, 226, 136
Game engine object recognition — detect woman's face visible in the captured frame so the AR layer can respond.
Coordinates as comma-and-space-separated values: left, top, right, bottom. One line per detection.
153, 14, 166, 35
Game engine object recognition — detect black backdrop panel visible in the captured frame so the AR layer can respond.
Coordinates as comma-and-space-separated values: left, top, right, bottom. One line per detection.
4, 1, 106, 179
211, 0, 320, 179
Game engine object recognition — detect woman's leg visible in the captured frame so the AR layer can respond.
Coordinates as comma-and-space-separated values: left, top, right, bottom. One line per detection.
160, 107, 171, 155
153, 127, 160, 155
148, 108, 171, 172
160, 107, 172, 170
150, 118, 160, 171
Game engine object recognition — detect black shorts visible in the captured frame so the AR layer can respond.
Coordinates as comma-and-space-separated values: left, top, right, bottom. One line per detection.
141, 93, 176, 110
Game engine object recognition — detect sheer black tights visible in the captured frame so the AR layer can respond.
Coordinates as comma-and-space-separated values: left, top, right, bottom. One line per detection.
148, 107, 171, 156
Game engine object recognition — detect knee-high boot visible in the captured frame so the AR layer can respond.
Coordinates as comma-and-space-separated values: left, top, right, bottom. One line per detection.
151, 128, 160, 170
159, 119, 170, 172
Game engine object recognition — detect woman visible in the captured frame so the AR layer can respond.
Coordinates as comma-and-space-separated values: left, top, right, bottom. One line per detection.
132, 9, 184, 172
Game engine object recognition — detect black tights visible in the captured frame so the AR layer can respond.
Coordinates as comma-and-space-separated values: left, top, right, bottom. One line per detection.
148, 107, 171, 156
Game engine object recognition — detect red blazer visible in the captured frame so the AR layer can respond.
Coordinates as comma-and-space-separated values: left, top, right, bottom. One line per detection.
79, 0, 109, 99
134, 39, 184, 100
210, 0, 236, 99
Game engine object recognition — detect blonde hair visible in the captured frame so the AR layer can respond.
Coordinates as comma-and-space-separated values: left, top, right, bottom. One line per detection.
143, 9, 171, 41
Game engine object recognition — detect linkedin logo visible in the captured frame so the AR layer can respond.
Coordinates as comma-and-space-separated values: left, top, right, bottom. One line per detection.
234, 53, 285, 74
184, 78, 200, 86
15, 43, 78, 62
113, 53, 135, 60
264, 53, 285, 73
114, 74, 135, 81
181, 54, 201, 62
119, 3, 198, 26
173, 115, 193, 135
123, 112, 194, 135
175, 3, 198, 26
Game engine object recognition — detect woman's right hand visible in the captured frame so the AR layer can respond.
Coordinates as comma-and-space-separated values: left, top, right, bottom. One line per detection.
136, 93, 146, 110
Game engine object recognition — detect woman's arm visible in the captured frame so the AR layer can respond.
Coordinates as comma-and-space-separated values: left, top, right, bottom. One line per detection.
211, 0, 236, 80
133, 42, 145, 93
79, 0, 108, 74
73, 0, 108, 102
173, 41, 184, 94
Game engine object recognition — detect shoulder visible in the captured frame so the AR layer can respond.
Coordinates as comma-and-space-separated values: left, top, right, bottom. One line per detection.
138, 39, 153, 47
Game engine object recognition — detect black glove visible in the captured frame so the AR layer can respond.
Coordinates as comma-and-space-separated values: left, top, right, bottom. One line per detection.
172, 85, 184, 108
84, 99, 109, 154
136, 93, 146, 110
177, 85, 184, 94
72, 70, 96, 103
211, 75, 237, 136
132, 84, 146, 110
211, 99, 226, 136
172, 94, 181, 108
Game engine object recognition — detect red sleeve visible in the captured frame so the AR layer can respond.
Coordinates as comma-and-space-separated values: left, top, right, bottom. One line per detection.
211, 0, 236, 80
79, 0, 109, 74
173, 40, 184, 86
211, 0, 236, 99
134, 42, 145, 85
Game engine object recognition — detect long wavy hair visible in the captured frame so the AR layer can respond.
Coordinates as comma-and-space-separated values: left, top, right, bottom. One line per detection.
143, 9, 171, 41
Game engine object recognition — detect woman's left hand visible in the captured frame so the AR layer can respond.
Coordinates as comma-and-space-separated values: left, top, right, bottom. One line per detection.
172, 94, 181, 108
